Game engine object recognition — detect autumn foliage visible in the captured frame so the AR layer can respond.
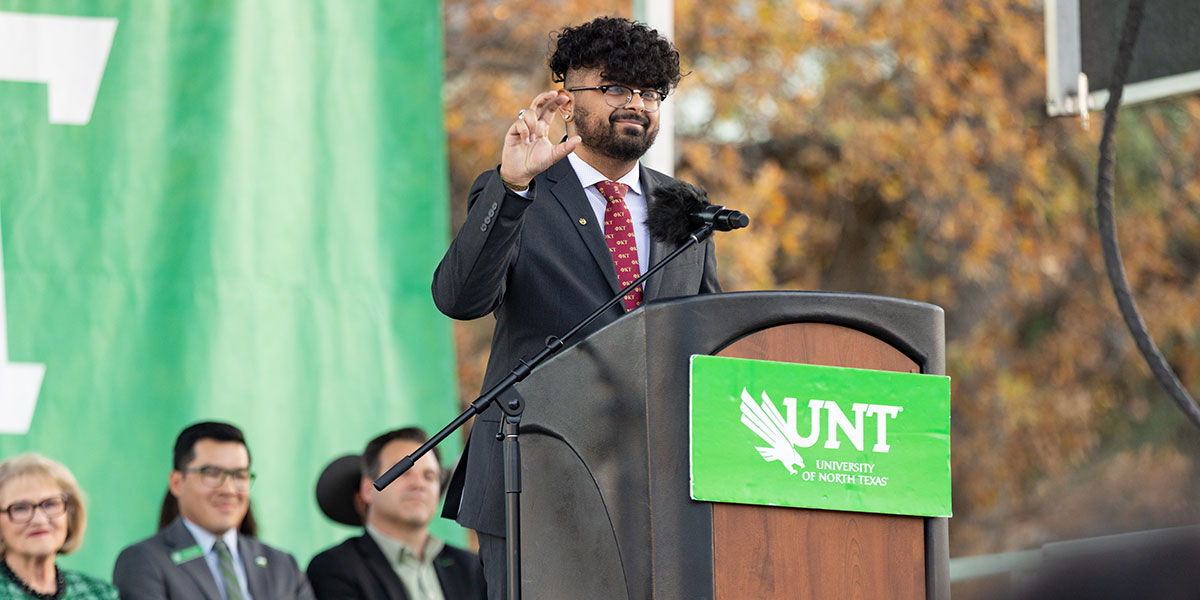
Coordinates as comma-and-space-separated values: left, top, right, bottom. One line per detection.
442, 0, 1200, 559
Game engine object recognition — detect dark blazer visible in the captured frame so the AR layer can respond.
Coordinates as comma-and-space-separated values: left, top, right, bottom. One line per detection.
306, 533, 485, 600
112, 517, 315, 600
432, 158, 721, 536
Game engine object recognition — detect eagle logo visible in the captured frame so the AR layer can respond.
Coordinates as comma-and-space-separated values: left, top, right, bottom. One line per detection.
739, 388, 806, 474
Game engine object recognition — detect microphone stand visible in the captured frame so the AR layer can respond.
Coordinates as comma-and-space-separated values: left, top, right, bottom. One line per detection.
374, 223, 717, 600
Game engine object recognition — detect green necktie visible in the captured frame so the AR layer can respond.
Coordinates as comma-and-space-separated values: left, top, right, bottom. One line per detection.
213, 539, 246, 600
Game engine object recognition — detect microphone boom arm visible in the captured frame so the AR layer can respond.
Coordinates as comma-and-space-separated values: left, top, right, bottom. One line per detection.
372, 222, 717, 600
373, 222, 715, 491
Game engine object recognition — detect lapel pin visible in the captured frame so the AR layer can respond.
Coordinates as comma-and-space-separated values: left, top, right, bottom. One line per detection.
255, 556, 268, 567
578, 217, 588, 226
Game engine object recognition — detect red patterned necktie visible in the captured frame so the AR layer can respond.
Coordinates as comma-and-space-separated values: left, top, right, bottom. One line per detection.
595, 180, 642, 311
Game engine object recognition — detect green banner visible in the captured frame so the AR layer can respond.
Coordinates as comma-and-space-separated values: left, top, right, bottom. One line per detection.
0, 0, 460, 579
690, 355, 951, 517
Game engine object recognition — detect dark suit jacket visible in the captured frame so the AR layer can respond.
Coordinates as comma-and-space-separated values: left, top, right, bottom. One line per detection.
432, 158, 721, 536
113, 517, 315, 600
306, 533, 485, 600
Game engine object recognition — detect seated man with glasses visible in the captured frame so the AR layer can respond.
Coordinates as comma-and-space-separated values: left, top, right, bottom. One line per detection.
113, 421, 314, 599
432, 16, 721, 599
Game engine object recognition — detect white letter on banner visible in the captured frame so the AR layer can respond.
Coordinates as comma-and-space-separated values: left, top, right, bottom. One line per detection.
0, 12, 118, 125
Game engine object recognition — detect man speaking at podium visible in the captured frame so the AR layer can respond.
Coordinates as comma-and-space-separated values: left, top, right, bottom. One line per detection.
432, 16, 721, 599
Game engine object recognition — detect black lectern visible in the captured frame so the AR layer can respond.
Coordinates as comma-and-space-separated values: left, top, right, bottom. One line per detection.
512, 291, 950, 599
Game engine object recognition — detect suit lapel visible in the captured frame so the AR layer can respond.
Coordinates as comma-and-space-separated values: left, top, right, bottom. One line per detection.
164, 519, 223, 600
639, 164, 669, 302
355, 534, 411, 600
238, 536, 271, 600
546, 158, 624, 297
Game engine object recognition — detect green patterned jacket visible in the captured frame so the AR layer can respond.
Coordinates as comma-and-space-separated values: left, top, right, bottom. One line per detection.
0, 569, 118, 600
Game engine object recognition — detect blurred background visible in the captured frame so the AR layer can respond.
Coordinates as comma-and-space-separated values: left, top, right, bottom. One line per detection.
2, 0, 1198, 596
443, 0, 1200, 593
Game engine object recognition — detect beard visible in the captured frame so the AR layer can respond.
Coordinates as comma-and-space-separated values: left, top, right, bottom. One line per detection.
573, 104, 658, 162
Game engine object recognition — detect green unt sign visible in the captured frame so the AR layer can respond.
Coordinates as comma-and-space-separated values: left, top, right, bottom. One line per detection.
690, 355, 951, 517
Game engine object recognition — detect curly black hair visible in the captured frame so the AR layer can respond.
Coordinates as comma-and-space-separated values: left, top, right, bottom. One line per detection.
549, 17, 682, 93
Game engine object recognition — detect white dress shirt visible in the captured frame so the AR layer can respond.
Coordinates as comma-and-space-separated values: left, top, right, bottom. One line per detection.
566, 153, 650, 271
510, 154, 651, 271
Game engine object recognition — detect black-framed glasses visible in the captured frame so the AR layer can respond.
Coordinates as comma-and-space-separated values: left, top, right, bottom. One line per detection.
566, 84, 667, 112
181, 466, 256, 490
1, 495, 68, 524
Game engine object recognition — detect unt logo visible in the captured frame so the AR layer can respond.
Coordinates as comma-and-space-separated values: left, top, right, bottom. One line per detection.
739, 388, 902, 474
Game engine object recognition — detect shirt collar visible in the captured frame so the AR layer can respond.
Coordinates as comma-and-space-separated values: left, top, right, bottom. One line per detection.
365, 522, 444, 567
567, 153, 642, 197
181, 517, 239, 557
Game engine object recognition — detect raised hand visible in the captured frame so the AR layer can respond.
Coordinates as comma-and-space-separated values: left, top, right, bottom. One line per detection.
498, 91, 581, 188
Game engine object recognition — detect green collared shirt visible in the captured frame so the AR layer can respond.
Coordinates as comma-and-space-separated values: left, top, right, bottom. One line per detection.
365, 524, 446, 600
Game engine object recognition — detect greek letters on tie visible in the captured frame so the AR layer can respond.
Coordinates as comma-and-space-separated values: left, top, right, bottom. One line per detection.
595, 180, 642, 311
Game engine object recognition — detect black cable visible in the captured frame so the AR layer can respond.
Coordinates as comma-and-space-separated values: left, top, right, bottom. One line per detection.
1096, 0, 1200, 429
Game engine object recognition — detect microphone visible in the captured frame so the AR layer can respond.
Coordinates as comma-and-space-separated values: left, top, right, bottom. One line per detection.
647, 180, 750, 245
692, 203, 751, 232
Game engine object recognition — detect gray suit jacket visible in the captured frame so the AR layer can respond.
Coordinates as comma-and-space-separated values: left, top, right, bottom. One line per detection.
432, 157, 721, 536
113, 518, 315, 600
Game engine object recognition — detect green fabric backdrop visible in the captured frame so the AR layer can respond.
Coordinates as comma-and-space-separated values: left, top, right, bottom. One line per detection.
0, 0, 462, 578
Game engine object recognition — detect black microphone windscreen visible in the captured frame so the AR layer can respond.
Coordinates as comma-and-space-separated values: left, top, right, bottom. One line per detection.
647, 179, 709, 245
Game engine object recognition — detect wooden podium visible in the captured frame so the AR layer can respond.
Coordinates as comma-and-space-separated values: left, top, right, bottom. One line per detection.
513, 291, 949, 599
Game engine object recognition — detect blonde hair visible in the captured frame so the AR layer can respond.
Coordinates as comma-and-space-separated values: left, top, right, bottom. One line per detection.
0, 453, 87, 555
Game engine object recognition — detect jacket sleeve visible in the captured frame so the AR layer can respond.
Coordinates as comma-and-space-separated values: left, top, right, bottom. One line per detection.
286, 553, 317, 600
112, 544, 167, 600
432, 168, 536, 320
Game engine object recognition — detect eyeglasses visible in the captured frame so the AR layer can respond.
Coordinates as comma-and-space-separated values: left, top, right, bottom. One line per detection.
1, 496, 68, 524
566, 84, 667, 112
181, 466, 256, 490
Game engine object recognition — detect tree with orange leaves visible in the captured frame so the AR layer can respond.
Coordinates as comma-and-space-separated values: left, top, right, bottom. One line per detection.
442, 0, 1200, 563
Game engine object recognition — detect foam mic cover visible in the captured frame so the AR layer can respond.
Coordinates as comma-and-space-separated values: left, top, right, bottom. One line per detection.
647, 179, 710, 246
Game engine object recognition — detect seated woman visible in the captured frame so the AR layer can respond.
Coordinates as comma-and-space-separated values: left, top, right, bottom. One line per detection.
0, 453, 117, 599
